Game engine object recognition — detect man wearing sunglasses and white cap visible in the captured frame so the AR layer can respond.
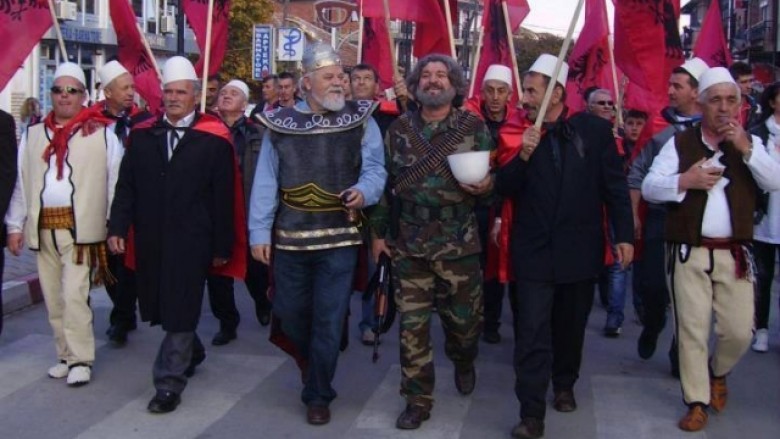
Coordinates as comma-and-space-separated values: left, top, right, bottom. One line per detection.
5, 62, 124, 387
642, 66, 780, 432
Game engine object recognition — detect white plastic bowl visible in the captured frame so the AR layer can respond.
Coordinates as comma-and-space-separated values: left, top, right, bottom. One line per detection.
447, 151, 490, 185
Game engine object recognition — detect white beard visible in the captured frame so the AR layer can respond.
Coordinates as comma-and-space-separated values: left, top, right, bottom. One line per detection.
313, 92, 346, 112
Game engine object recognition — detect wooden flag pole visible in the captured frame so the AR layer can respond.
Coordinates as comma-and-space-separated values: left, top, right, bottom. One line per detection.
608, 34, 623, 129
136, 22, 163, 83
382, 0, 407, 112
442, 0, 457, 59
47, 0, 69, 60
200, 0, 215, 112
534, 0, 585, 129
501, 0, 522, 108
357, 0, 365, 63
467, 28, 484, 97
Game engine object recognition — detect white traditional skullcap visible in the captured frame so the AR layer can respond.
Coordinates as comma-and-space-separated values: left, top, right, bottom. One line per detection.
162, 56, 198, 85
483, 65, 513, 90
698, 67, 738, 94
224, 79, 250, 99
679, 57, 709, 84
98, 61, 130, 87
528, 54, 569, 87
53, 62, 86, 88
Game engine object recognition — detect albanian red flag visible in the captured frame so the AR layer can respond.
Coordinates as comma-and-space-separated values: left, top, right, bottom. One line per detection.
565, 0, 612, 113
0, 1, 52, 91
361, 17, 394, 91
693, 0, 732, 68
362, 0, 437, 22
470, 0, 530, 106
109, 0, 163, 112
414, 0, 456, 57
182, 0, 231, 77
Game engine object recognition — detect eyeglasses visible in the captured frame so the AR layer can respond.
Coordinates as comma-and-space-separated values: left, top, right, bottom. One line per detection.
595, 100, 614, 107
50, 85, 84, 95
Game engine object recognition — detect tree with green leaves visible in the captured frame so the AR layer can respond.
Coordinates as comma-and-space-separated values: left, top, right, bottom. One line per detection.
221, 0, 274, 99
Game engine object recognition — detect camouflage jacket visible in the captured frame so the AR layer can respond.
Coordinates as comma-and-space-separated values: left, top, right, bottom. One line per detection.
370, 107, 495, 260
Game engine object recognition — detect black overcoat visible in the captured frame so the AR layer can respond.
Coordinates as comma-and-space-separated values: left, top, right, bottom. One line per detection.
495, 112, 633, 284
109, 113, 235, 331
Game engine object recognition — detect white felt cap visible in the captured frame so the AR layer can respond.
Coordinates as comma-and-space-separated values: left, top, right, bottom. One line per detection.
224, 79, 250, 99
698, 67, 737, 94
98, 60, 130, 87
529, 54, 569, 87
162, 56, 197, 85
53, 62, 86, 88
483, 64, 513, 89
679, 57, 709, 84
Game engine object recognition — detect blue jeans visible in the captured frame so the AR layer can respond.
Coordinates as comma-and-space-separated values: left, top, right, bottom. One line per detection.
604, 261, 630, 328
273, 246, 358, 406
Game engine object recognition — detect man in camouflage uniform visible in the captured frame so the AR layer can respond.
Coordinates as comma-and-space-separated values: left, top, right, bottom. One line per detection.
371, 54, 494, 430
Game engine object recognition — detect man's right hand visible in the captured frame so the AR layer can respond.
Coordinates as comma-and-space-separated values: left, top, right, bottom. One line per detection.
519, 126, 541, 162
371, 238, 392, 263
7, 232, 23, 256
251, 244, 272, 265
107, 236, 125, 254
679, 158, 723, 192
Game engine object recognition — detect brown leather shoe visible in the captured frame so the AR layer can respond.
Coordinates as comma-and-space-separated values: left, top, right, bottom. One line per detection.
710, 375, 728, 412
511, 417, 545, 439
306, 404, 331, 425
455, 365, 476, 395
678, 405, 708, 432
553, 389, 577, 412
396, 404, 431, 430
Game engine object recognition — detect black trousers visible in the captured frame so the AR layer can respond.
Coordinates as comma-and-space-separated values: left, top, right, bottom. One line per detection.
105, 253, 138, 330
753, 240, 779, 329
0, 248, 4, 335
207, 252, 271, 331
634, 208, 668, 335
513, 279, 595, 420
153, 331, 205, 394
245, 253, 272, 321
484, 280, 518, 335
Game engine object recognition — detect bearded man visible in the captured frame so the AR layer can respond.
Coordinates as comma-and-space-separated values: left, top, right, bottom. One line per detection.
250, 42, 386, 425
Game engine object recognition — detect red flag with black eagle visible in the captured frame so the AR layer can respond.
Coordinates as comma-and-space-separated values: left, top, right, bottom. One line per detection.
361, 16, 394, 92
0, 1, 52, 91
413, 0, 457, 57
565, 0, 613, 113
109, 0, 163, 112
693, 0, 732, 68
470, 0, 530, 106
181, 0, 231, 77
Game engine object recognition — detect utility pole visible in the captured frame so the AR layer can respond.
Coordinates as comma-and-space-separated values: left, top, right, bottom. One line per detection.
176, 0, 185, 55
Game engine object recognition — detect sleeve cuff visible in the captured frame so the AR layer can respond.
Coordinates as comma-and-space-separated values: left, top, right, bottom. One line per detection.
249, 229, 272, 246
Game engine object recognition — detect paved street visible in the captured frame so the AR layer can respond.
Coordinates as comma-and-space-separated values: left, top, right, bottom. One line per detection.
0, 279, 778, 439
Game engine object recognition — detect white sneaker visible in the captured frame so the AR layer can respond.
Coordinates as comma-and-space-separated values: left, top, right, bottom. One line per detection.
47, 362, 69, 379
66, 365, 91, 386
752, 329, 769, 353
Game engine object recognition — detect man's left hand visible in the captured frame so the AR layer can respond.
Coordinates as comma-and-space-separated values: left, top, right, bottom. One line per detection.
615, 243, 634, 270
718, 118, 752, 155
340, 188, 365, 209
460, 174, 494, 196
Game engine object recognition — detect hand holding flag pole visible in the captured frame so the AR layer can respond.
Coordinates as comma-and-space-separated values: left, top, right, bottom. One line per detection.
200, 0, 216, 113
534, 0, 584, 129
47, 0, 68, 60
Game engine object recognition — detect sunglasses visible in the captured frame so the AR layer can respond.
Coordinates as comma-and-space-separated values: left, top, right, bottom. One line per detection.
596, 100, 614, 107
50, 85, 84, 95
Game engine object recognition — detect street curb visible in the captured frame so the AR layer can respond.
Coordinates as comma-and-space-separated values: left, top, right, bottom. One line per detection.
2, 273, 42, 316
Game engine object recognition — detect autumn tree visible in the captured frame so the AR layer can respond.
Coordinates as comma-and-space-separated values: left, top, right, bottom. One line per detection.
514, 31, 569, 75
221, 0, 274, 98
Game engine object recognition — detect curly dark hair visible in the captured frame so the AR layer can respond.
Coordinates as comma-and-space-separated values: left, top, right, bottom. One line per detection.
406, 54, 466, 107
759, 81, 780, 123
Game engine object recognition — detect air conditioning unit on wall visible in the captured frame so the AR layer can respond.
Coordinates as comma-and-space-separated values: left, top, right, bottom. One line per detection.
54, 1, 78, 21
160, 15, 176, 35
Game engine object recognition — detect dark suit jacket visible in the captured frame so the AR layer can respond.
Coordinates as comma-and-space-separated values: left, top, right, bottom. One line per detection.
0, 110, 17, 247
496, 111, 633, 284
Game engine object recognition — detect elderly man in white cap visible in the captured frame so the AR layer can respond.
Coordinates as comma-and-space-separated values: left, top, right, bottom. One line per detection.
628, 57, 708, 369
642, 67, 780, 432
96, 59, 154, 347
464, 64, 523, 345
203, 79, 272, 346
494, 53, 633, 439
251, 42, 386, 425
108, 56, 240, 414
5, 62, 124, 387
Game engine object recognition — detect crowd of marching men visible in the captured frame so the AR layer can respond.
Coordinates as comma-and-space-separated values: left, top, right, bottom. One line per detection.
0, 42, 778, 438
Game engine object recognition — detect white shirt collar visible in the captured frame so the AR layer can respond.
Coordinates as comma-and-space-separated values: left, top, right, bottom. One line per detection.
163, 111, 196, 128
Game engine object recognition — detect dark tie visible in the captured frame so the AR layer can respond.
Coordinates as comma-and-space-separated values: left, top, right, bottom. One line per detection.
168, 129, 180, 160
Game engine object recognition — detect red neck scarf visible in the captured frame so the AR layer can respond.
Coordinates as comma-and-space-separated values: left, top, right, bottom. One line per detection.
42, 104, 115, 180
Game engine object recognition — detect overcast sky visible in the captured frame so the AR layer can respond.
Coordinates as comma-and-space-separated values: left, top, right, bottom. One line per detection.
524, 0, 692, 37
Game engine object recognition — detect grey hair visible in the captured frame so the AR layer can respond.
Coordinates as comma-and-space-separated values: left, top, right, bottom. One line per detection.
587, 88, 612, 106
697, 82, 740, 104
406, 54, 467, 104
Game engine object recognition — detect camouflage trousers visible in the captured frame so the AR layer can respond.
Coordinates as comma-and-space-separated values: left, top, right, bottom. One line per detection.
393, 254, 483, 409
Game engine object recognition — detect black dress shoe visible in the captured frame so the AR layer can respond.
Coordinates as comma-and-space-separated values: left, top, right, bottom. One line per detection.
483, 331, 501, 344
511, 417, 545, 439
257, 308, 271, 327
455, 366, 476, 395
211, 330, 237, 346
306, 404, 331, 425
553, 389, 577, 412
106, 325, 128, 346
147, 390, 180, 414
396, 404, 431, 430
184, 351, 206, 378
637, 328, 658, 359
